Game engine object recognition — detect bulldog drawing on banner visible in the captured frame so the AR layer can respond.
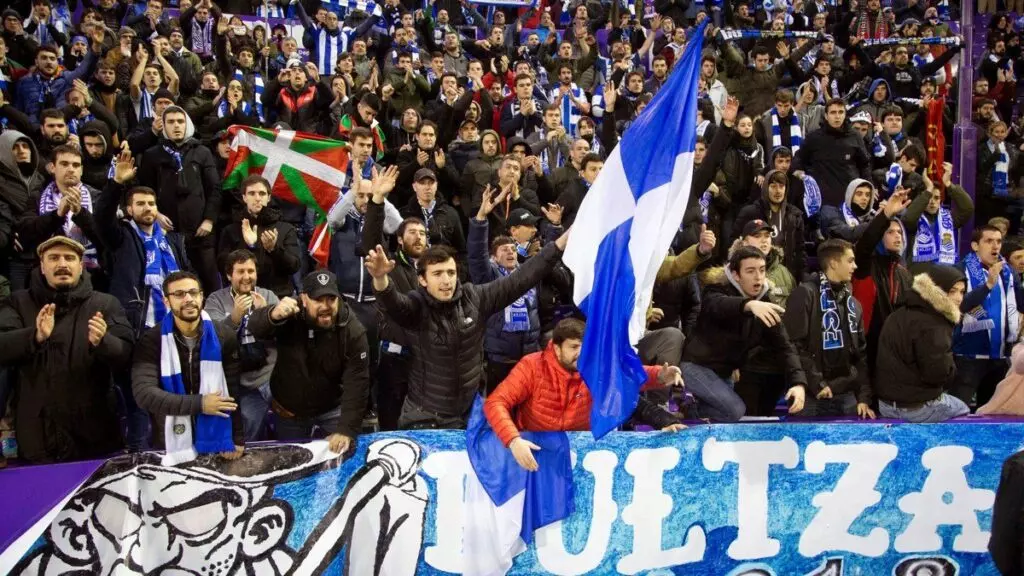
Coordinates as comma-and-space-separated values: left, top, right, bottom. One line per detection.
10, 439, 428, 576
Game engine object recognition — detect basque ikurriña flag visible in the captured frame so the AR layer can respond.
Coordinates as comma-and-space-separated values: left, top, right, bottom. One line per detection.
563, 20, 707, 439
223, 126, 350, 267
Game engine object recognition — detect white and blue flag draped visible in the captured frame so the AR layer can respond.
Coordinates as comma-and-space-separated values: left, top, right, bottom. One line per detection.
463, 396, 574, 576
563, 20, 707, 439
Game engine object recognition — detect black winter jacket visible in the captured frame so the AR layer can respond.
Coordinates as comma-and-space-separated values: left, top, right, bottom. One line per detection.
793, 121, 871, 207
0, 271, 134, 462
375, 243, 562, 418
248, 301, 370, 436
682, 266, 806, 387
874, 273, 960, 404
784, 274, 871, 402
734, 172, 807, 280
218, 206, 302, 298
138, 136, 222, 236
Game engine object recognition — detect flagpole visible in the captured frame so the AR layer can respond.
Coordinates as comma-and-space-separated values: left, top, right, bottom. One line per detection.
952, 0, 976, 256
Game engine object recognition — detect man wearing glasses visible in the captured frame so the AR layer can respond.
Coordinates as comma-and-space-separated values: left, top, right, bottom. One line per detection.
132, 270, 245, 460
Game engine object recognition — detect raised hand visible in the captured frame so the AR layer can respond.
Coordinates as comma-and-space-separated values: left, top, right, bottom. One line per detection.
882, 188, 910, 218
112, 149, 136, 184
603, 80, 617, 110
476, 184, 509, 219
416, 149, 429, 166
371, 165, 399, 201
435, 149, 446, 168
697, 224, 716, 256
722, 96, 739, 126
364, 245, 396, 279
231, 292, 254, 324
540, 203, 563, 226
36, 303, 56, 343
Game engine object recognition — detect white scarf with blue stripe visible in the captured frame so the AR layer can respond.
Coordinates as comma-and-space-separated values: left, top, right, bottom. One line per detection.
770, 107, 801, 153
912, 207, 956, 265
552, 84, 584, 136
233, 69, 264, 122
884, 162, 903, 196
159, 310, 234, 465
131, 220, 180, 328
993, 141, 1009, 198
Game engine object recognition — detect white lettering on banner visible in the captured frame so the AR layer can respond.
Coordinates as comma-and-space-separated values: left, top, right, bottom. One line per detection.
702, 437, 800, 560
896, 446, 995, 553
617, 447, 706, 574
535, 450, 619, 575
421, 451, 471, 574
799, 441, 897, 557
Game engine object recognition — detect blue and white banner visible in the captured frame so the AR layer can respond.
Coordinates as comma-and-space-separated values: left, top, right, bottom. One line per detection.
468, 0, 538, 7
0, 422, 1014, 575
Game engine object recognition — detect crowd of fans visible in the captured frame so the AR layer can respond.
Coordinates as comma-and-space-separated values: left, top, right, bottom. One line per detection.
0, 0, 1022, 469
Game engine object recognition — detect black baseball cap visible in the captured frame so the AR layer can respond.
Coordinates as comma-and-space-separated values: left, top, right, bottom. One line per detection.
302, 270, 340, 299
742, 219, 773, 237
508, 208, 539, 227
414, 168, 436, 182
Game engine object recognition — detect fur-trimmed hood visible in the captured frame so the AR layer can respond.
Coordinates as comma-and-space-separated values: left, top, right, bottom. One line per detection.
911, 273, 961, 325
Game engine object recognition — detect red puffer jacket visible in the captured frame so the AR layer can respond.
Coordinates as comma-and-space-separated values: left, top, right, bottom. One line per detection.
484, 342, 664, 447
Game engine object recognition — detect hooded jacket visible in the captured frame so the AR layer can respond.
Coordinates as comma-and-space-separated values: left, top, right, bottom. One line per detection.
875, 272, 961, 404
734, 170, 807, 279
682, 264, 807, 387
374, 243, 563, 420
79, 120, 115, 190
460, 129, 504, 217
853, 78, 893, 122
852, 210, 912, 368
218, 205, 302, 299
784, 273, 871, 401
137, 106, 222, 236
793, 119, 872, 207
0, 130, 38, 257
820, 178, 878, 243
721, 129, 765, 206
247, 298, 370, 435
0, 270, 134, 462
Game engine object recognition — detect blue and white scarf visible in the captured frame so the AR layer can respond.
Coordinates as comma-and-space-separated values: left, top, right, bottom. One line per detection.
191, 17, 214, 57
68, 112, 95, 136
159, 310, 234, 465
770, 107, 801, 153
163, 144, 183, 173
497, 265, 535, 332
912, 207, 955, 265
0, 67, 9, 94
34, 72, 56, 105
698, 189, 713, 224
957, 252, 1019, 359
132, 220, 179, 328
38, 182, 99, 268
884, 162, 903, 196
552, 84, 585, 136
139, 89, 155, 121
217, 98, 251, 118
820, 273, 845, 350
993, 141, 1009, 198
802, 174, 821, 217
234, 69, 265, 123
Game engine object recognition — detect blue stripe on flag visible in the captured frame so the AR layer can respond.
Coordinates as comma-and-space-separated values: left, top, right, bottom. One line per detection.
564, 20, 707, 439
465, 396, 574, 543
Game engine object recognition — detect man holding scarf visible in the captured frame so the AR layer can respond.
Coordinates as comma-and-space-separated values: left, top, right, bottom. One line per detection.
953, 225, 1024, 409
132, 270, 243, 464
903, 163, 974, 274
784, 239, 875, 418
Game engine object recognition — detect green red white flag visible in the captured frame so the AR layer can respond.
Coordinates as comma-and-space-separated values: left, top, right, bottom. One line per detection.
223, 126, 350, 268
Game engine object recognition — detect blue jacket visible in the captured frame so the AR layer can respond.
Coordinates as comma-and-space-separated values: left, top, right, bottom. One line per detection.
328, 214, 374, 302
467, 218, 540, 363
15, 48, 96, 125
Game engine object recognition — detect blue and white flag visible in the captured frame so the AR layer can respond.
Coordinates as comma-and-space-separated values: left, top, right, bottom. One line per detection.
463, 397, 574, 576
563, 20, 707, 439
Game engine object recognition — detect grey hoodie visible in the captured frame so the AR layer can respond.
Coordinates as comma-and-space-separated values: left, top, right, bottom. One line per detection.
0, 130, 43, 215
